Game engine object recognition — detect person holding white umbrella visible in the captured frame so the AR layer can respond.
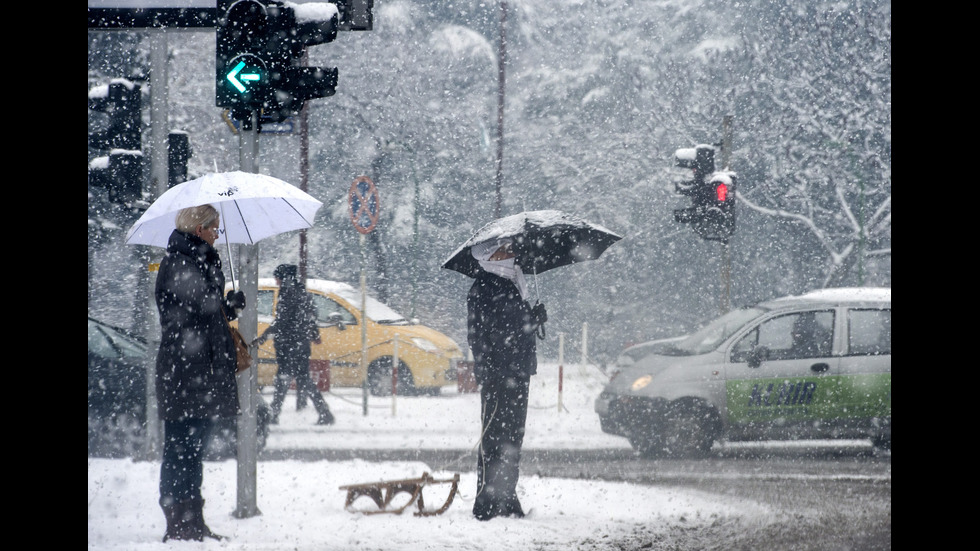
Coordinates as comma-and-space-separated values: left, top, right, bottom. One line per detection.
154, 204, 245, 542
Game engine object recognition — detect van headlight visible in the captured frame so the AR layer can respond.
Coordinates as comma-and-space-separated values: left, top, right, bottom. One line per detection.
630, 375, 653, 391
411, 337, 439, 352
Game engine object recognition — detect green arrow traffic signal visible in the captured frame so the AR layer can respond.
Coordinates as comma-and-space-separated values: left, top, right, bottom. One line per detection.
227, 60, 262, 93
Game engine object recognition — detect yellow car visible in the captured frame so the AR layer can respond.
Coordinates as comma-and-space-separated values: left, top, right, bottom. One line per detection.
229, 278, 464, 396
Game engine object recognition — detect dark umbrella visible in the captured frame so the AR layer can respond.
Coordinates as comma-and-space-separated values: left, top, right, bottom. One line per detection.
441, 210, 623, 279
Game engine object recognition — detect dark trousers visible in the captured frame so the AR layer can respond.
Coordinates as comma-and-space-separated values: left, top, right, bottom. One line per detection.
474, 375, 530, 520
270, 355, 331, 420
160, 418, 212, 505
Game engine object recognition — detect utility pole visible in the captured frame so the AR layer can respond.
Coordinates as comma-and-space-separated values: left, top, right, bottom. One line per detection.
234, 111, 261, 519
720, 115, 734, 314
494, 1, 507, 218
299, 59, 310, 282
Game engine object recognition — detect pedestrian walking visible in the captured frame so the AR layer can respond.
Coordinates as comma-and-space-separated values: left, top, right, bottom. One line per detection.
466, 239, 546, 520
154, 204, 245, 541
254, 264, 335, 425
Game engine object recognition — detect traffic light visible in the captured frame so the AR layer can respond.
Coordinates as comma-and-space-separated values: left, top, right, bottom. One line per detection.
216, 1, 341, 123
89, 150, 144, 204
697, 172, 737, 241
168, 132, 192, 188
88, 80, 142, 151
262, 2, 339, 122
216, 0, 271, 120
673, 144, 716, 225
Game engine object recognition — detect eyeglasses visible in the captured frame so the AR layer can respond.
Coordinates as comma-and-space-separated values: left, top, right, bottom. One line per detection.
201, 225, 220, 234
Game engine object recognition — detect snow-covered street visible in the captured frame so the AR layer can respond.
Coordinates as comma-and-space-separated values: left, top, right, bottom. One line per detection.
88, 363, 773, 550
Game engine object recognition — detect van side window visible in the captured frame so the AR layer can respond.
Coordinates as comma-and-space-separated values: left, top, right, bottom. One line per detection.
733, 311, 834, 361
847, 309, 890, 356
310, 294, 357, 326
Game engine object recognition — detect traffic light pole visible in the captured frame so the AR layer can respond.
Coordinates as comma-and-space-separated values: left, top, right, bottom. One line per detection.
235, 110, 261, 519
719, 115, 734, 314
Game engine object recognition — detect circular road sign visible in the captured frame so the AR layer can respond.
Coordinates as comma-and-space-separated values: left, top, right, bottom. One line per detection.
348, 176, 381, 234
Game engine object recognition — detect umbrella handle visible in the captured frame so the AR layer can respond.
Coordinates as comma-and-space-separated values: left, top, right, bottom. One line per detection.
219, 203, 237, 292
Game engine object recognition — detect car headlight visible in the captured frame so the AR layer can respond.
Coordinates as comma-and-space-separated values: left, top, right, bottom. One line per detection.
411, 337, 439, 353
630, 375, 653, 391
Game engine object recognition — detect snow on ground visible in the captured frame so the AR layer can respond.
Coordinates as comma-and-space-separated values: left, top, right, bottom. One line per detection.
88, 362, 772, 550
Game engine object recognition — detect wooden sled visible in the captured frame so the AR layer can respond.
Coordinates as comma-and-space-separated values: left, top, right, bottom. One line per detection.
339, 472, 461, 516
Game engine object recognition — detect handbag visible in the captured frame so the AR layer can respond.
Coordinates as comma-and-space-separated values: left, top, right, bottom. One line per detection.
224, 311, 252, 373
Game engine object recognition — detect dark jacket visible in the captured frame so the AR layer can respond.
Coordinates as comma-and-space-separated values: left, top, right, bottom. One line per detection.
467, 272, 538, 384
265, 281, 319, 364
154, 229, 240, 420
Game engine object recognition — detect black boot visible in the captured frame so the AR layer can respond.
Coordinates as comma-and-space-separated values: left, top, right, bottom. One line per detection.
317, 410, 335, 425
188, 496, 225, 541
160, 497, 203, 542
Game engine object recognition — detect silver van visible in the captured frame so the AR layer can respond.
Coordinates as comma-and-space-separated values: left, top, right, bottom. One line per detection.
594, 288, 891, 457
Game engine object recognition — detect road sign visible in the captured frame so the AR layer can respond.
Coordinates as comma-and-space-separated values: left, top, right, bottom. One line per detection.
348, 176, 380, 234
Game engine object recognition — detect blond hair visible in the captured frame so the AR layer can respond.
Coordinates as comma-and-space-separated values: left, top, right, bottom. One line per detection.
175, 205, 219, 234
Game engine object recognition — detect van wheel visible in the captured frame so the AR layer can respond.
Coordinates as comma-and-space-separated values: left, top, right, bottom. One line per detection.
661, 401, 721, 458
632, 401, 719, 459
368, 357, 416, 396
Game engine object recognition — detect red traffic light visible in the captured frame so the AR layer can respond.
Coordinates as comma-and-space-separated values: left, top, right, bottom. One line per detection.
715, 182, 729, 202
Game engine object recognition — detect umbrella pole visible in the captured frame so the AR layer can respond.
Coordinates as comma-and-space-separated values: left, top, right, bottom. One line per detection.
219, 203, 238, 292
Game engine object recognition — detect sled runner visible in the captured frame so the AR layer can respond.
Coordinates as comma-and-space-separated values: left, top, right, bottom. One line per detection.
339, 472, 461, 516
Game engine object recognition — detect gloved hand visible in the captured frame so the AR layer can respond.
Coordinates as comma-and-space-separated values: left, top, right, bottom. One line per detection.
531, 302, 548, 326
227, 290, 246, 310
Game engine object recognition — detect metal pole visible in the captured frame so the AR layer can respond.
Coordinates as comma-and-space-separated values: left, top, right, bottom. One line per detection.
234, 110, 261, 519
720, 115, 733, 314
139, 29, 170, 461
360, 233, 369, 416
136, 247, 161, 461
410, 160, 420, 319
494, 1, 507, 218
299, 54, 310, 282
557, 332, 564, 414
392, 334, 399, 417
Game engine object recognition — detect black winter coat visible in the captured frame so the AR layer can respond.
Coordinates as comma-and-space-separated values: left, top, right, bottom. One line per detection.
154, 229, 241, 420
467, 272, 538, 384
264, 282, 319, 369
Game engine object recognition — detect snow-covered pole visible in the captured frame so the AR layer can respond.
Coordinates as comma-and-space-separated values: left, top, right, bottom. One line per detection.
392, 333, 399, 417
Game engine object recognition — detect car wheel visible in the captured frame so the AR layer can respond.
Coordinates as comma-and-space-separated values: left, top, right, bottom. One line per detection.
660, 401, 720, 458
368, 358, 416, 396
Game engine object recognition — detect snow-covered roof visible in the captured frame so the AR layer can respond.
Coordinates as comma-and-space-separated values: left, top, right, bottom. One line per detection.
774, 287, 891, 304
255, 278, 406, 323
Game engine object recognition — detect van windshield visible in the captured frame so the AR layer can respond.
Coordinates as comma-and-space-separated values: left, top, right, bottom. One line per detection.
660, 307, 766, 356
332, 288, 410, 325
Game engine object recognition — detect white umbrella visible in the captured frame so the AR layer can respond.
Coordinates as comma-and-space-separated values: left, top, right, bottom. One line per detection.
126, 171, 323, 289
126, 171, 322, 248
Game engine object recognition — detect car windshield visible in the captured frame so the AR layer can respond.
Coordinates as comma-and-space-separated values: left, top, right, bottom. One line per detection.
332, 288, 410, 325
660, 307, 766, 356
88, 319, 147, 361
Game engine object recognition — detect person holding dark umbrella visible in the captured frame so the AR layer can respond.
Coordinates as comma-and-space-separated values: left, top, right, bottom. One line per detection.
467, 239, 545, 520
154, 204, 245, 541
254, 264, 335, 426
443, 209, 619, 520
